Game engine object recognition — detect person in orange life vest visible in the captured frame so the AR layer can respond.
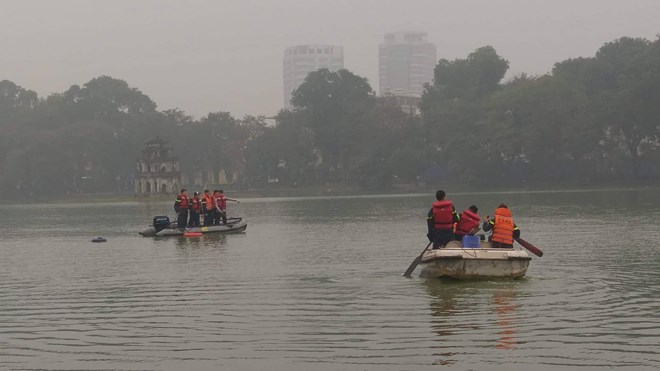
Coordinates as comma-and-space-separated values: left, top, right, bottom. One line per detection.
213, 189, 240, 225
174, 188, 189, 230
482, 203, 520, 248
453, 205, 481, 241
188, 191, 202, 227
201, 189, 215, 226
426, 190, 460, 249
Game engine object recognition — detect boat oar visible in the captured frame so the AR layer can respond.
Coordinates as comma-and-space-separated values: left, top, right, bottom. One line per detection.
403, 241, 433, 277
515, 237, 543, 257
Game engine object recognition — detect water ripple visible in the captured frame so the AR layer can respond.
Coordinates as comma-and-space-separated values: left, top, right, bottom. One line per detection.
0, 191, 659, 370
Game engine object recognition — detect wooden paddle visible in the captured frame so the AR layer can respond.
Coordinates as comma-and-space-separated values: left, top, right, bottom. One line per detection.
403, 241, 433, 277
515, 237, 543, 257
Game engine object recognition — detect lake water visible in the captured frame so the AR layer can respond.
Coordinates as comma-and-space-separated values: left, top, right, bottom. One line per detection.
1, 189, 659, 370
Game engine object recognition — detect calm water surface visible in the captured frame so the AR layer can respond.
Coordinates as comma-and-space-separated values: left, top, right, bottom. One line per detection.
1, 189, 659, 370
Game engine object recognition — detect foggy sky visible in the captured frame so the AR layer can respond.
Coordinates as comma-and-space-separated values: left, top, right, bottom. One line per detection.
1, 0, 659, 118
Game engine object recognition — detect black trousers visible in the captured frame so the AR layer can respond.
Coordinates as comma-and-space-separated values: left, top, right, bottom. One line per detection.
177, 209, 188, 229
204, 210, 214, 226
490, 241, 514, 248
433, 228, 453, 249
188, 210, 200, 227
214, 210, 227, 225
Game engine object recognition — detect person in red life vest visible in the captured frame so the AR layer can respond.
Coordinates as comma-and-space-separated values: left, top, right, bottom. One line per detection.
213, 189, 240, 225
174, 188, 189, 230
188, 191, 202, 227
201, 189, 214, 226
482, 204, 520, 248
426, 190, 460, 249
212, 190, 222, 225
453, 205, 481, 241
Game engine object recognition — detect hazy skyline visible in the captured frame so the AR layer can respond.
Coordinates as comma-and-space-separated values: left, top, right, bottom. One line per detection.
2, 0, 659, 118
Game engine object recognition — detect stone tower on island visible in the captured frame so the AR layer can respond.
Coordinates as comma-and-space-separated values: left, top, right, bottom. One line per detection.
134, 138, 181, 194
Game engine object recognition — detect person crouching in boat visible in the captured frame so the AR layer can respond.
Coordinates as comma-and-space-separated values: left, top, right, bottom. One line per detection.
174, 188, 189, 230
202, 189, 214, 226
482, 204, 520, 248
188, 191, 202, 227
427, 190, 459, 249
453, 205, 481, 241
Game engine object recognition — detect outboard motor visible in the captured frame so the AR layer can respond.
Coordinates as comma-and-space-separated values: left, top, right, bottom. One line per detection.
153, 215, 170, 233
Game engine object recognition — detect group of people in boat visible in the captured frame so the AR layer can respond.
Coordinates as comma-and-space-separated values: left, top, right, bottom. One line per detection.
427, 190, 520, 249
174, 189, 239, 229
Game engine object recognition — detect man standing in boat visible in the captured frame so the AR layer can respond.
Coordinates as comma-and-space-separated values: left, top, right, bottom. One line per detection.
213, 189, 239, 225
454, 205, 481, 241
174, 188, 189, 230
188, 191, 202, 227
427, 190, 459, 249
482, 204, 520, 248
202, 189, 214, 226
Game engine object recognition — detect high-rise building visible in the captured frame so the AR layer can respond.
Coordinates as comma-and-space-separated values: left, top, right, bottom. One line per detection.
379, 32, 437, 96
283, 44, 344, 107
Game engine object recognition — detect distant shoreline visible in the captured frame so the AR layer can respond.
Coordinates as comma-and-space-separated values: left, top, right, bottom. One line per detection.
38, 181, 660, 204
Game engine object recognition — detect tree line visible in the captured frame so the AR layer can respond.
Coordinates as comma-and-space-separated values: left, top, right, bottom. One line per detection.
0, 36, 658, 197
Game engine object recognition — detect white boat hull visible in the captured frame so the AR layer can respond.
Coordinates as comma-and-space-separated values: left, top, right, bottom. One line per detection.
419, 241, 531, 279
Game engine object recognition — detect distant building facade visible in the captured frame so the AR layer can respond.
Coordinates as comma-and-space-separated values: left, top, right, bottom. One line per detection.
135, 138, 181, 194
379, 31, 437, 96
283, 44, 344, 107
182, 169, 235, 189
385, 90, 422, 116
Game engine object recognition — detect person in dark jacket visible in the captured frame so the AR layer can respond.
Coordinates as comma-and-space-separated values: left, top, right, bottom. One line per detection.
174, 188, 189, 230
427, 190, 460, 249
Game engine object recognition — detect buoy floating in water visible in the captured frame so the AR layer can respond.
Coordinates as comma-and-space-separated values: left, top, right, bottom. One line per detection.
183, 232, 203, 237
91, 237, 107, 243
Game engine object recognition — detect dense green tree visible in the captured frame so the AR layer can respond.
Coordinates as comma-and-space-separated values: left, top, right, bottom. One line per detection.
291, 68, 376, 180
424, 46, 509, 103
1, 36, 659, 199
420, 46, 510, 183
62, 75, 157, 119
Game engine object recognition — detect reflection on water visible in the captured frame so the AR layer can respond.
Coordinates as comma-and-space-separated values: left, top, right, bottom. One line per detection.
493, 289, 518, 350
0, 188, 658, 370
423, 279, 523, 366
172, 233, 228, 249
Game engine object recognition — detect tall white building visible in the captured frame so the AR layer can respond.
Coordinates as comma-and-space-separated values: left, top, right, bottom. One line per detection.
283, 44, 344, 107
379, 32, 437, 96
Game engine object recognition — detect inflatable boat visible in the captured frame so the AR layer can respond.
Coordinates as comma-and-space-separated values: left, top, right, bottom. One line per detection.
139, 215, 247, 237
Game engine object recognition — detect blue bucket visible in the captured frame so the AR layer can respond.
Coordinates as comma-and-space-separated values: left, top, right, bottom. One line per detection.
461, 235, 480, 248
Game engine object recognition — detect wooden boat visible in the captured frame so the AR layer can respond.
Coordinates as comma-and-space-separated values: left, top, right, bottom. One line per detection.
419, 240, 531, 279
139, 216, 247, 237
